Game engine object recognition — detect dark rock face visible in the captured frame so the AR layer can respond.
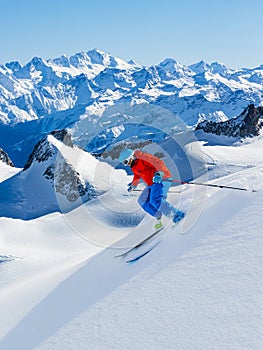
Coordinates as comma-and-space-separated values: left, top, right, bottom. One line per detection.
196, 104, 263, 138
23, 138, 55, 170
23, 128, 96, 203
0, 148, 14, 167
24, 129, 73, 170
50, 129, 74, 147
52, 161, 96, 202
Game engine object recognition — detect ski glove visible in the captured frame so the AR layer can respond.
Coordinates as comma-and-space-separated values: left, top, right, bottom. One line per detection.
152, 171, 164, 183
127, 183, 137, 192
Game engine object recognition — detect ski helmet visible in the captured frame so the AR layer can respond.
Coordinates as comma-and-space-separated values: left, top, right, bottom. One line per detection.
119, 148, 134, 165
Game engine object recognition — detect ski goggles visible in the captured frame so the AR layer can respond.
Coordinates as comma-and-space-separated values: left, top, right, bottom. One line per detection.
122, 158, 133, 166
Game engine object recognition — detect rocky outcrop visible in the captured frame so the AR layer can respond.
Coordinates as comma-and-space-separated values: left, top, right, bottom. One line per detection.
196, 104, 263, 138
0, 148, 14, 167
24, 129, 73, 170
50, 129, 74, 147
43, 161, 96, 202
23, 137, 55, 170
23, 128, 96, 203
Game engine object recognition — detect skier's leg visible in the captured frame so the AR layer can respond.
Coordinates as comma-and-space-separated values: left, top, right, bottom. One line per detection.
158, 181, 185, 221
138, 187, 149, 207
149, 181, 174, 216
138, 186, 161, 218
147, 183, 163, 219
149, 183, 163, 210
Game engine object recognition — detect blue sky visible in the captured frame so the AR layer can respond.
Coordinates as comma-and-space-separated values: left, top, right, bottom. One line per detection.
0, 0, 262, 68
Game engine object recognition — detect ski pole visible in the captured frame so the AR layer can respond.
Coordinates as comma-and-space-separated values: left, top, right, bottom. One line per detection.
132, 188, 182, 194
163, 179, 255, 192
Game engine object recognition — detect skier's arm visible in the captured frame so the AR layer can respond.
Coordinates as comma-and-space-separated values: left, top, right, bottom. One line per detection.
131, 173, 141, 187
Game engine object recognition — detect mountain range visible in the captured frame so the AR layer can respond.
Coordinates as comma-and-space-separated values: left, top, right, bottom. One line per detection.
0, 49, 263, 166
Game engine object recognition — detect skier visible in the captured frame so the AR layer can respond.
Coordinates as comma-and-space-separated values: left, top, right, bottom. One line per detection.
119, 148, 185, 229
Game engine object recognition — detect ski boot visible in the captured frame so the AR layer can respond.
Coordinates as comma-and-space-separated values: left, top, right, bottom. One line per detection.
154, 220, 163, 230
154, 213, 163, 230
173, 209, 185, 223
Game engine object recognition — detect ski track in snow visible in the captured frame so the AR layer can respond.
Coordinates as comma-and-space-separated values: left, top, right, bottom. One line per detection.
34, 190, 262, 350
0, 141, 263, 349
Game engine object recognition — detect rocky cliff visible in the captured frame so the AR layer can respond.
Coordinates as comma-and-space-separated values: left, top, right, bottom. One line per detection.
196, 104, 263, 138
0, 147, 14, 167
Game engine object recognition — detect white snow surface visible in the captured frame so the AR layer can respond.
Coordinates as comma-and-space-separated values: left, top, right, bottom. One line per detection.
0, 161, 21, 182
0, 138, 263, 350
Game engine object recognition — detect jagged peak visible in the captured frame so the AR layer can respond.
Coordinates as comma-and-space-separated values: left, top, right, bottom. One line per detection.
190, 60, 231, 76
27, 56, 47, 68
86, 48, 110, 65
50, 129, 73, 147
209, 61, 231, 75
189, 60, 210, 74
158, 58, 179, 70
5, 61, 22, 72
128, 59, 139, 66
23, 129, 73, 170
157, 58, 193, 79
50, 54, 71, 67
23, 136, 56, 171
196, 104, 263, 138
68, 51, 92, 67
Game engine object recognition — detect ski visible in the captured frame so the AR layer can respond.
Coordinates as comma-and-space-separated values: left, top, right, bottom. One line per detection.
125, 241, 160, 263
114, 225, 165, 259
124, 219, 182, 263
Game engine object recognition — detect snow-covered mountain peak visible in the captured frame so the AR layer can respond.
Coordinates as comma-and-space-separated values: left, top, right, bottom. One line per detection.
158, 58, 189, 73
51, 54, 71, 67
189, 60, 231, 77
23, 134, 57, 171
4, 61, 22, 73
86, 48, 110, 65
90, 49, 140, 71
189, 60, 210, 74
128, 59, 139, 66
22, 56, 51, 74
159, 58, 179, 68
23, 129, 73, 171
156, 58, 194, 81
30, 56, 46, 66
12, 56, 52, 82
209, 61, 232, 76
68, 52, 92, 68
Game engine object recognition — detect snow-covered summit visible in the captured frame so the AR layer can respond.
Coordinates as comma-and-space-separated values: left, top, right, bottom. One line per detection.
189, 60, 232, 77
1, 48, 263, 166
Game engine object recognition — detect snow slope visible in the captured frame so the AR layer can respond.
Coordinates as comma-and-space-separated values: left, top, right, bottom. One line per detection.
0, 161, 21, 182
0, 138, 262, 350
